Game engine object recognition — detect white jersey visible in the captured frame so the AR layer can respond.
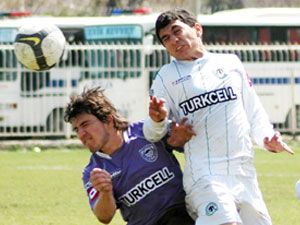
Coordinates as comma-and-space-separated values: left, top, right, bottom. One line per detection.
143, 52, 274, 193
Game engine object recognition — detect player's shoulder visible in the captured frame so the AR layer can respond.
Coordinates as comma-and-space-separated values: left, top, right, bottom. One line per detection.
208, 52, 243, 69
157, 61, 177, 77
82, 154, 103, 179
82, 157, 95, 181
209, 52, 240, 62
126, 120, 166, 145
127, 120, 144, 138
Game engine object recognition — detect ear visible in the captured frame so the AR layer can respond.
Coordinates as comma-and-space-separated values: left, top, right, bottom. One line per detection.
106, 115, 114, 128
194, 23, 203, 38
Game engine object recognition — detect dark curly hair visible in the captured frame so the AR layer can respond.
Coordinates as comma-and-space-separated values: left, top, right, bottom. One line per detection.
155, 8, 198, 44
64, 87, 129, 131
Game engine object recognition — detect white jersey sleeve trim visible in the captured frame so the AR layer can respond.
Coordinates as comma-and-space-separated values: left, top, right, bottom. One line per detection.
143, 116, 168, 142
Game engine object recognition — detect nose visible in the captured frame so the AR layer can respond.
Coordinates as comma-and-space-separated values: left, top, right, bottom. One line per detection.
169, 34, 178, 43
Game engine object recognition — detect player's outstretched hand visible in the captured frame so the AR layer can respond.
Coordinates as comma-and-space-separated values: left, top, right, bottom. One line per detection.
167, 118, 196, 147
149, 96, 167, 122
264, 131, 294, 155
90, 168, 113, 193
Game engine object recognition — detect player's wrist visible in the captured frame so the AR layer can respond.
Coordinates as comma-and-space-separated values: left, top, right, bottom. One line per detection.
151, 117, 167, 126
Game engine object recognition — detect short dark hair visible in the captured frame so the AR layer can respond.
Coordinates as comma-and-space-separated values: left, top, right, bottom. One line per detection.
64, 87, 129, 131
155, 8, 198, 44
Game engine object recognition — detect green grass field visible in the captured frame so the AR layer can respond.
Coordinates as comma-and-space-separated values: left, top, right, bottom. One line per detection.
0, 140, 299, 225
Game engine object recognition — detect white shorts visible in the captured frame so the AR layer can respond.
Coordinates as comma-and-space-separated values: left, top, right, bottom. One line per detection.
185, 175, 272, 225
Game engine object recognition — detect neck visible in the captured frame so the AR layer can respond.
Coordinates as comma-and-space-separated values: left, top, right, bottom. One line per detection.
193, 47, 205, 59
102, 130, 124, 155
181, 47, 206, 61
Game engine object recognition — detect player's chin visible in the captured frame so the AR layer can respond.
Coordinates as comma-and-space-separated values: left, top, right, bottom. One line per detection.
89, 147, 99, 154
84, 141, 97, 153
87, 142, 98, 151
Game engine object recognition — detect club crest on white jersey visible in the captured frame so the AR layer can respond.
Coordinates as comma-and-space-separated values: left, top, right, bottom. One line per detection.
214, 68, 228, 79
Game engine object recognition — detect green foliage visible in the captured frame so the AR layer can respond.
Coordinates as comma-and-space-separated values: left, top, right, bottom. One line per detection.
0, 143, 299, 225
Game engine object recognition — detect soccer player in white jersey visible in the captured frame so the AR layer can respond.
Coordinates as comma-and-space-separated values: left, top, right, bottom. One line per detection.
143, 8, 294, 225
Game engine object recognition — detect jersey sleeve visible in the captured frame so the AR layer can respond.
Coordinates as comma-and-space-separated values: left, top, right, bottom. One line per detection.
237, 56, 275, 148
143, 116, 168, 142
82, 164, 99, 210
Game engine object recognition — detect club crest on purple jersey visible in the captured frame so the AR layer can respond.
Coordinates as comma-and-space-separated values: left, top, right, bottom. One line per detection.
139, 144, 158, 162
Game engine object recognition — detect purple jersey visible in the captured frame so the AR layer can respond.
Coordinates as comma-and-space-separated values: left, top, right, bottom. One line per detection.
82, 121, 186, 225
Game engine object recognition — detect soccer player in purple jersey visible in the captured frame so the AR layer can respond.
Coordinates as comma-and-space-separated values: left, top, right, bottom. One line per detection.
143, 8, 294, 225
64, 87, 195, 225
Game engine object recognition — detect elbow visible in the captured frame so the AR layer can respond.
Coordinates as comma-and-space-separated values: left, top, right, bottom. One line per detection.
93, 207, 114, 224
93, 205, 115, 224
95, 214, 113, 224
97, 217, 113, 224
92, 195, 116, 224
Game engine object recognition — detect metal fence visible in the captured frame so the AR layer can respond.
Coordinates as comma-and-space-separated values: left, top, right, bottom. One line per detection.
0, 43, 299, 138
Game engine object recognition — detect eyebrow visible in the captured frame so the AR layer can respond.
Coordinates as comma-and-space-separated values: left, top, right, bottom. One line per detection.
160, 33, 168, 42
160, 24, 181, 39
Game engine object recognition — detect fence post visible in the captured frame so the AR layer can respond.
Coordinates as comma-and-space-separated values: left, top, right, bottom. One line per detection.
64, 62, 73, 139
290, 68, 297, 138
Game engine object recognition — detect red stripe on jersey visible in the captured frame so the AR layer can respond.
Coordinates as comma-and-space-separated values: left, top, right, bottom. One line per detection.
87, 187, 99, 201
246, 73, 253, 87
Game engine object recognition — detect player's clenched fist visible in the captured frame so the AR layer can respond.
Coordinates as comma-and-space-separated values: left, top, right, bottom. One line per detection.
90, 168, 113, 193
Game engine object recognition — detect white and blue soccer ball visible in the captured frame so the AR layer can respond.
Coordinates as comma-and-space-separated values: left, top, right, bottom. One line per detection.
14, 23, 66, 71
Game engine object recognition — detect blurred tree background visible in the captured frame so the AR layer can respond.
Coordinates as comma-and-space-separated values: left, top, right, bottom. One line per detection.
1, 0, 300, 16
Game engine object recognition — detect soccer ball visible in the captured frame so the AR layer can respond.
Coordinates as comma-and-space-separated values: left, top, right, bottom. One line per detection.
14, 23, 66, 71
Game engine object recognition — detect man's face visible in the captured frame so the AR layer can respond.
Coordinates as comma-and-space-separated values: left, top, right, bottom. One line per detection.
71, 112, 110, 153
159, 20, 203, 60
